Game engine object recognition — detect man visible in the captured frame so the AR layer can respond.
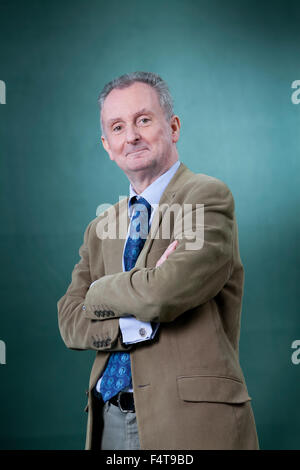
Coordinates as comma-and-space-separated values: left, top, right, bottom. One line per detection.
57, 72, 259, 450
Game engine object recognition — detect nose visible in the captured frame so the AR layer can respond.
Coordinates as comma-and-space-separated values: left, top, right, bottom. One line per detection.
125, 124, 140, 144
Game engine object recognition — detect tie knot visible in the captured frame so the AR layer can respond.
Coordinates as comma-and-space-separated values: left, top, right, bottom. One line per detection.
129, 196, 152, 219
127, 195, 152, 243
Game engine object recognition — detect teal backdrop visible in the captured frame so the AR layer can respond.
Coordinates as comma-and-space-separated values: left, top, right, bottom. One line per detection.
0, 0, 299, 450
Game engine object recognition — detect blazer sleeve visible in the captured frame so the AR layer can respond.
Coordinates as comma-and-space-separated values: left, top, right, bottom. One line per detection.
57, 219, 133, 351
83, 178, 236, 323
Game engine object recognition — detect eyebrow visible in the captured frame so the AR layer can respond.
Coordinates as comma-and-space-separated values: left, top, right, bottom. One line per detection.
107, 108, 153, 126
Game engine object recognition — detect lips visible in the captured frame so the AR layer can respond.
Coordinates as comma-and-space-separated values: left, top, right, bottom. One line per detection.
126, 148, 148, 157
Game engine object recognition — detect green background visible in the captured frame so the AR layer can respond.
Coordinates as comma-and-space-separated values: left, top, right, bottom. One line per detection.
0, 0, 299, 450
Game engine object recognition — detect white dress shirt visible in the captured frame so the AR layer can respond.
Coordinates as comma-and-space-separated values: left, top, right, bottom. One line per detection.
95, 160, 181, 394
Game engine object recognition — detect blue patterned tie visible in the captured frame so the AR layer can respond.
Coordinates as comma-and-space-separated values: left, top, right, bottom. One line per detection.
99, 196, 152, 402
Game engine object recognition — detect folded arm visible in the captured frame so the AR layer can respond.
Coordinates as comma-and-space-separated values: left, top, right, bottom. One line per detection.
83, 180, 235, 324
57, 220, 132, 352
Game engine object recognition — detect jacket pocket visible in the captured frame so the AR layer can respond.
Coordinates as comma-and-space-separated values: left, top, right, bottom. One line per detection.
177, 375, 251, 404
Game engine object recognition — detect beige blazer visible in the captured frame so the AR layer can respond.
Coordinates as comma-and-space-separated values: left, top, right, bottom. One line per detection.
57, 163, 259, 450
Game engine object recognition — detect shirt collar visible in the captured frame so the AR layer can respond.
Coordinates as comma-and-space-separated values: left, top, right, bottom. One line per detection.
128, 160, 181, 217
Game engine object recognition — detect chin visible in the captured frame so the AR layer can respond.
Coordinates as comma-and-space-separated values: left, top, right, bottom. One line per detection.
126, 157, 154, 172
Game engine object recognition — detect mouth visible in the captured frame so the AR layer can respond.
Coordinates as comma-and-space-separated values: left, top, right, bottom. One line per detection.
126, 148, 148, 157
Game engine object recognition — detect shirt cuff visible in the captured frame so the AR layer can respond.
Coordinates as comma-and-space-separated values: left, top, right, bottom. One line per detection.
120, 316, 158, 344
90, 280, 99, 289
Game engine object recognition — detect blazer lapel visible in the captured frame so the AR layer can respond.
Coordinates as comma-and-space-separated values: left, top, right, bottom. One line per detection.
136, 162, 194, 268
102, 196, 130, 274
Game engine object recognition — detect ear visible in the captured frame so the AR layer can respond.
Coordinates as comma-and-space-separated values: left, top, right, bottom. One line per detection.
170, 115, 180, 143
101, 135, 114, 161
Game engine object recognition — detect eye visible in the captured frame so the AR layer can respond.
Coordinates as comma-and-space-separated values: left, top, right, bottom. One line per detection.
138, 117, 151, 126
112, 124, 122, 133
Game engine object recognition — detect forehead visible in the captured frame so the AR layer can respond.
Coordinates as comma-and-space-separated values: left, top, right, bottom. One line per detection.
101, 82, 163, 123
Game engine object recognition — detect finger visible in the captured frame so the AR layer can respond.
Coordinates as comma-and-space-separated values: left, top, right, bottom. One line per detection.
164, 240, 178, 256
155, 240, 178, 267
156, 255, 166, 267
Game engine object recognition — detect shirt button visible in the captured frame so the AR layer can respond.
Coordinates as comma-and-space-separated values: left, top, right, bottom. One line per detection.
139, 328, 147, 337
82, 305, 86, 311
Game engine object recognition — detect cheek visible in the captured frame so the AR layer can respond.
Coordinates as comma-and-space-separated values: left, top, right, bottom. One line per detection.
156, 129, 171, 149
108, 139, 124, 156
147, 127, 169, 147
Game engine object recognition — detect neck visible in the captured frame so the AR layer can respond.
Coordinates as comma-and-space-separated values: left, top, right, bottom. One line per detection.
128, 155, 179, 195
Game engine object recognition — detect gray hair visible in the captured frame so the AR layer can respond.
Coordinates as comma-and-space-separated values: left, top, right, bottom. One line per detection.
98, 71, 174, 135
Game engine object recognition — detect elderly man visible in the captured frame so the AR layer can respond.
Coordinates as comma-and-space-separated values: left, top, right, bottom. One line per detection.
57, 71, 259, 450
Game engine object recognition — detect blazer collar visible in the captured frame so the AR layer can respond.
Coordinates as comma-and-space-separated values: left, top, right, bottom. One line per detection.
157, 162, 194, 204
133, 162, 195, 266
119, 161, 193, 219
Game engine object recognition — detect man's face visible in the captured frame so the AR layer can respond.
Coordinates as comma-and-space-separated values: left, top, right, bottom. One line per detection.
101, 82, 180, 180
